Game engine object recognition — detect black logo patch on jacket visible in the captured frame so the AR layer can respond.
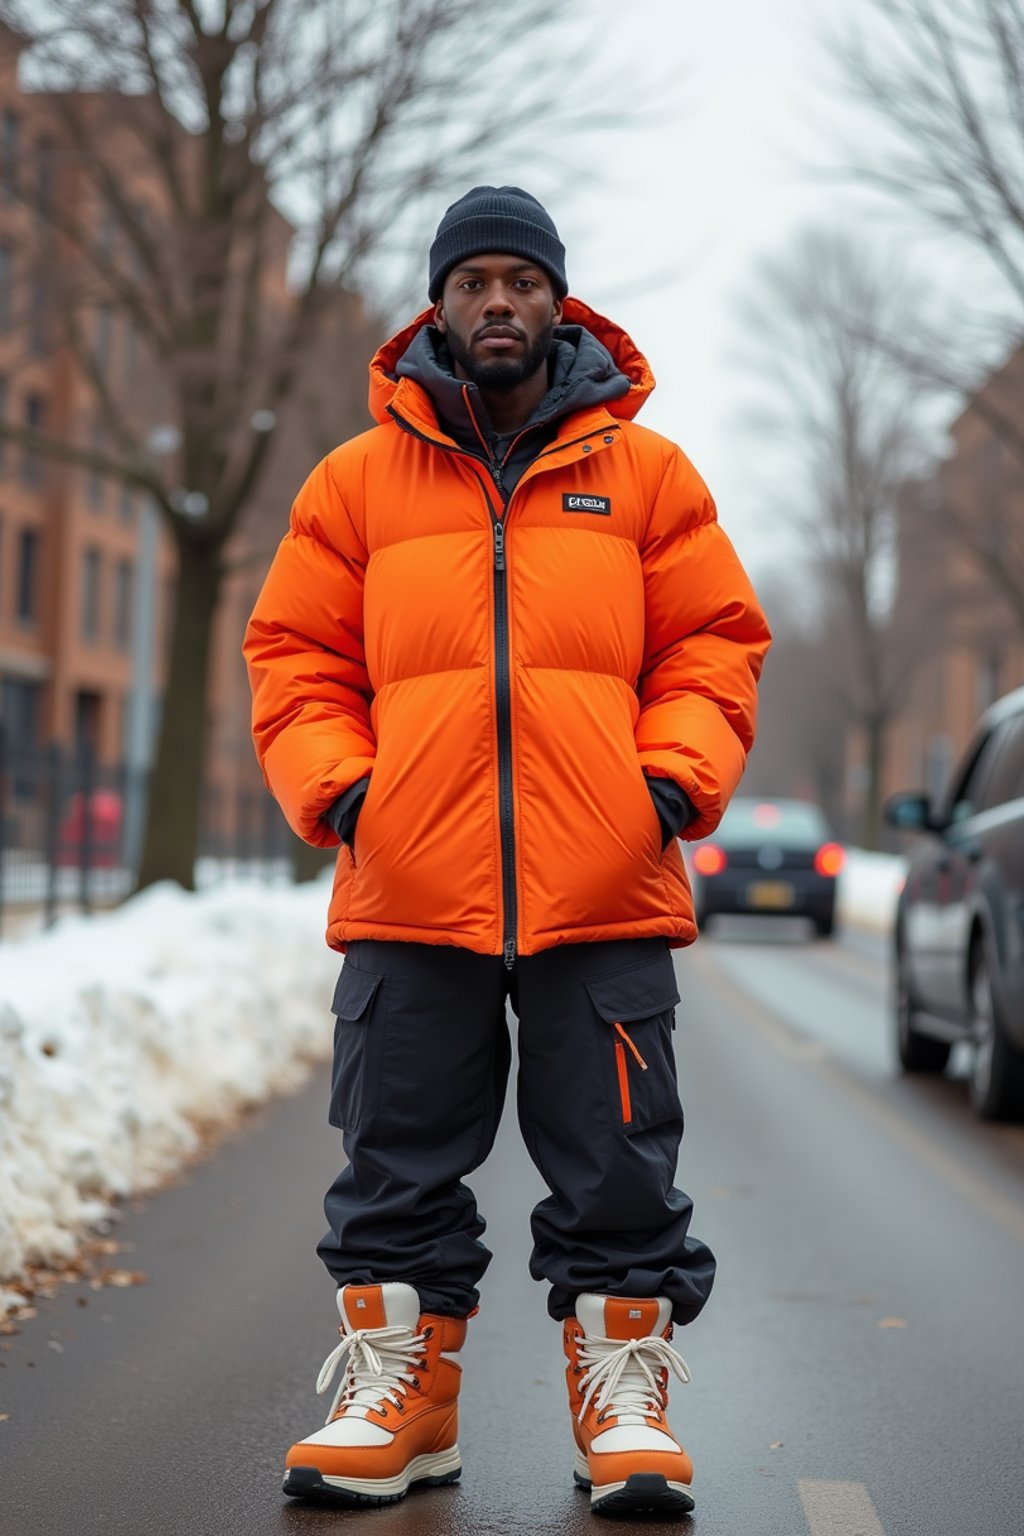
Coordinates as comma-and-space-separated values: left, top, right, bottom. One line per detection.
562, 493, 611, 515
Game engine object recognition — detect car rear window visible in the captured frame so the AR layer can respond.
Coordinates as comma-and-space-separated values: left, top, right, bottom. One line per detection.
976, 715, 1024, 811
716, 799, 832, 847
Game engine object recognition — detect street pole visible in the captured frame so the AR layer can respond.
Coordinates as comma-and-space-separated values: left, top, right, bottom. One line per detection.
123, 493, 161, 881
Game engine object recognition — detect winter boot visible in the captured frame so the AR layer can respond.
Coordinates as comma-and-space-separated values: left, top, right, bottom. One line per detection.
283, 1282, 466, 1506
564, 1293, 695, 1516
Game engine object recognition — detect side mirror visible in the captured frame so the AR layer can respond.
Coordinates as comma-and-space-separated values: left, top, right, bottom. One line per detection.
884, 791, 941, 833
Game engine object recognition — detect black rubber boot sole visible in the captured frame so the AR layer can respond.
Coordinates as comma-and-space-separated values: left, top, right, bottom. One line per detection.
282, 1463, 462, 1507
575, 1467, 696, 1517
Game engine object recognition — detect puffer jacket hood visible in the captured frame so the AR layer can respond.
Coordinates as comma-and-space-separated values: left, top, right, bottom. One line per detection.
392, 320, 632, 460
245, 297, 771, 959
368, 297, 654, 435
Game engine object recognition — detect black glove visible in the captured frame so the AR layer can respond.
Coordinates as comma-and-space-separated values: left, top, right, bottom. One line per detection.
323, 776, 370, 848
645, 776, 695, 849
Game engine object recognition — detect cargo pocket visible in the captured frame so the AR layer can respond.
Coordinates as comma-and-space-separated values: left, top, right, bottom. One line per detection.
328, 963, 384, 1132
585, 953, 682, 1133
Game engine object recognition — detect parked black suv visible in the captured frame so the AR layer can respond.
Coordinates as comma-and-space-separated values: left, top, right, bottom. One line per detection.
886, 685, 1024, 1120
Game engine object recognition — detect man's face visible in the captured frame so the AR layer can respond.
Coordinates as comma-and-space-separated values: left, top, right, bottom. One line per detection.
434, 253, 563, 393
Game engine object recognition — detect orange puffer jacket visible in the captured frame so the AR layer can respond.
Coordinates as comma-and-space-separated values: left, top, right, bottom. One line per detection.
244, 299, 771, 959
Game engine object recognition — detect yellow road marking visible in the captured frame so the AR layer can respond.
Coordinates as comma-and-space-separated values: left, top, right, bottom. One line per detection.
799, 1480, 887, 1536
689, 948, 1024, 1246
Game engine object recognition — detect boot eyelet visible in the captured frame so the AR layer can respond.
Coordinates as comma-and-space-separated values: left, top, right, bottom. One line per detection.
423, 1327, 434, 1339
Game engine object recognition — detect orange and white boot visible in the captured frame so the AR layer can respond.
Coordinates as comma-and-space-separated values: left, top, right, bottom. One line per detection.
283, 1282, 466, 1506
564, 1293, 695, 1516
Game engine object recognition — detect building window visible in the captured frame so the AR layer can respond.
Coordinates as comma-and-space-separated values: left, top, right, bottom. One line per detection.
0, 677, 41, 759
1, 111, 18, 204
114, 558, 133, 649
97, 201, 115, 257
0, 244, 11, 333
95, 302, 113, 377
29, 269, 49, 355
87, 419, 105, 509
36, 138, 54, 226
977, 652, 1002, 713
124, 325, 139, 392
16, 528, 39, 623
82, 546, 101, 641
119, 482, 134, 524
73, 688, 101, 760
0, 373, 7, 474
22, 394, 44, 487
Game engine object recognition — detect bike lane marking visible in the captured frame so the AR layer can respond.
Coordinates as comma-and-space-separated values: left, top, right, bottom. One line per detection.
799, 1479, 887, 1535
689, 945, 1024, 1246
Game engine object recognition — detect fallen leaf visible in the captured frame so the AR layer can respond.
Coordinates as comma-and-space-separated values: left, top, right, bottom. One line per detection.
878, 1317, 907, 1329
0, 1413, 9, 1421
47, 1340, 64, 1354
101, 1269, 148, 1289
769, 1441, 784, 1450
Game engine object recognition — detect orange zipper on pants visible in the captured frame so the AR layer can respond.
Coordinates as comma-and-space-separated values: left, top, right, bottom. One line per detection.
613, 1022, 648, 1124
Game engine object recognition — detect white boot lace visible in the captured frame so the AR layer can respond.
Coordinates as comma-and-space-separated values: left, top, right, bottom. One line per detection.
577, 1330, 691, 1425
316, 1323, 429, 1425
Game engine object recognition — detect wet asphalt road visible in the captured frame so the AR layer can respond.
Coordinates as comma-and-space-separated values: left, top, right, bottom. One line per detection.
2, 919, 1024, 1536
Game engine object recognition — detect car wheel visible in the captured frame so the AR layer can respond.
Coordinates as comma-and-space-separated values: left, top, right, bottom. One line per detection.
894, 940, 950, 1074
968, 943, 1024, 1122
812, 910, 835, 940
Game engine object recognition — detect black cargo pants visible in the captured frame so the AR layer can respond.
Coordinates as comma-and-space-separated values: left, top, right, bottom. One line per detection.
317, 935, 715, 1326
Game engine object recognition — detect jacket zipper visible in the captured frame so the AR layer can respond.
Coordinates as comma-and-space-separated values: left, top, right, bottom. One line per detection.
387, 402, 529, 969
386, 403, 618, 969
489, 460, 517, 969
459, 389, 523, 970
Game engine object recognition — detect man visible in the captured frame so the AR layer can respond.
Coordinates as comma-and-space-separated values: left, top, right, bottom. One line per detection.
244, 186, 771, 1517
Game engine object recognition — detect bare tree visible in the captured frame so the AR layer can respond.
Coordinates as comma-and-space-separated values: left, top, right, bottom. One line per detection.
827, 0, 1024, 623
833, 0, 1024, 315
738, 575, 851, 835
0, 0, 620, 889
739, 228, 939, 849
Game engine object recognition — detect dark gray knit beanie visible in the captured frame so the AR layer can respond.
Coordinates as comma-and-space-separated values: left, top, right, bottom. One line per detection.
428, 186, 568, 301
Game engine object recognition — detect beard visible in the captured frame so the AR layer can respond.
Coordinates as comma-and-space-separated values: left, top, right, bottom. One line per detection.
445, 318, 556, 392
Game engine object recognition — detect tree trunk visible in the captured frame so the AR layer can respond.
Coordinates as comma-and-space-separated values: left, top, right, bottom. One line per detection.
861, 711, 888, 852
292, 835, 333, 884
136, 536, 225, 891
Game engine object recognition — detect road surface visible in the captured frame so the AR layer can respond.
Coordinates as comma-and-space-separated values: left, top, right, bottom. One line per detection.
2, 916, 1023, 1535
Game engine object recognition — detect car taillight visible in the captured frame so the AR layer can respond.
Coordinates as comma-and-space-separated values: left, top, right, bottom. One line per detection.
693, 844, 728, 876
814, 842, 845, 878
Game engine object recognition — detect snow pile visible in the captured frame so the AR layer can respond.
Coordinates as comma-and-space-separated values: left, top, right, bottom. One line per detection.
836, 849, 906, 935
0, 878, 339, 1312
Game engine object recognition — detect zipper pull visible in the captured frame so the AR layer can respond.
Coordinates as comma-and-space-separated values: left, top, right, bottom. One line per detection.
503, 938, 516, 970
493, 520, 505, 571
613, 1021, 648, 1070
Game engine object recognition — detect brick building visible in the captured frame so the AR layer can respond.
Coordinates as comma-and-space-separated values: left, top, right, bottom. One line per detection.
884, 349, 1024, 803
0, 22, 375, 827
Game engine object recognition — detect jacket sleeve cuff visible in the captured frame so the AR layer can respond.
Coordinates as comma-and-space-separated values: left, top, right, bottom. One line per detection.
645, 775, 696, 848
323, 776, 371, 847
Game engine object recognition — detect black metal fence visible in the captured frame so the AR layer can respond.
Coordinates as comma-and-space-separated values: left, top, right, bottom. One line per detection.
0, 727, 297, 936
